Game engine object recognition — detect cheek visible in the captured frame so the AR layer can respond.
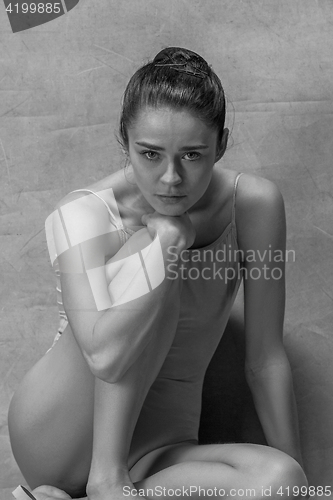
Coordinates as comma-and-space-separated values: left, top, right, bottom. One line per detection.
133, 167, 156, 194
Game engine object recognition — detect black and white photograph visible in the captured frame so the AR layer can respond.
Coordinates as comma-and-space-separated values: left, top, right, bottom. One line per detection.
0, 1, 332, 499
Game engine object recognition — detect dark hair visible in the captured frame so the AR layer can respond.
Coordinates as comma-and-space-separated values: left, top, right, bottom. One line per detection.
117, 47, 226, 153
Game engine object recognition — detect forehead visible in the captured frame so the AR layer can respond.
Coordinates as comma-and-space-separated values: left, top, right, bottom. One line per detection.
128, 106, 217, 145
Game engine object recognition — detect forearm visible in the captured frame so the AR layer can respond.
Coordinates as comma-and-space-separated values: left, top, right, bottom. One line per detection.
246, 355, 304, 467
90, 233, 183, 382
87, 345, 158, 496
92, 274, 181, 382
87, 376, 137, 495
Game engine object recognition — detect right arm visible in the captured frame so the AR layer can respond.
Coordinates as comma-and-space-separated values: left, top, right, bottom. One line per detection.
46, 195, 195, 499
52, 195, 194, 383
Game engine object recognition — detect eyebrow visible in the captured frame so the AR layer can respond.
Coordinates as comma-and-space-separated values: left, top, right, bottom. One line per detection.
135, 141, 209, 151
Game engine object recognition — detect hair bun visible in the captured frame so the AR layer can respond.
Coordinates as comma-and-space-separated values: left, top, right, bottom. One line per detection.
153, 47, 184, 64
153, 47, 203, 65
152, 47, 210, 79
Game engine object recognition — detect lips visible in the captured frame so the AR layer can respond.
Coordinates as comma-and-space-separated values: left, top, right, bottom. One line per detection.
155, 194, 187, 204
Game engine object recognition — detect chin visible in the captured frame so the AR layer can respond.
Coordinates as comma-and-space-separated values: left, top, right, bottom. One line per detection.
156, 204, 189, 216
145, 197, 186, 215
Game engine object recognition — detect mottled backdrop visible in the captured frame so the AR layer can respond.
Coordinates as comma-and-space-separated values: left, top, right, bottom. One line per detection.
0, 0, 332, 498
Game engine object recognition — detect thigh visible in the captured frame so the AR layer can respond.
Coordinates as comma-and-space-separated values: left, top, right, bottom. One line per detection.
8, 328, 96, 491
8, 294, 182, 494
130, 441, 275, 482
132, 442, 304, 499
129, 441, 199, 483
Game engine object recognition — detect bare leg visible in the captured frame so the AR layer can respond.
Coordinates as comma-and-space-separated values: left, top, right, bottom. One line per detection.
130, 442, 308, 500
9, 281, 307, 500
31, 441, 307, 500
8, 278, 182, 498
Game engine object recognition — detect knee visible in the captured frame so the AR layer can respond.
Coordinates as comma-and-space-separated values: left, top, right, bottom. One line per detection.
261, 451, 308, 498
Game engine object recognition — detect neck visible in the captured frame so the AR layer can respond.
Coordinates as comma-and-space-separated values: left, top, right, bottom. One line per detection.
188, 167, 218, 215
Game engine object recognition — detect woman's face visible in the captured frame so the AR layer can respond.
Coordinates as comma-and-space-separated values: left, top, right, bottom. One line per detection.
126, 106, 227, 216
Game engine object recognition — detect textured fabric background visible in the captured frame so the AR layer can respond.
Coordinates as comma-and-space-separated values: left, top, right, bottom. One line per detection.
0, 0, 332, 497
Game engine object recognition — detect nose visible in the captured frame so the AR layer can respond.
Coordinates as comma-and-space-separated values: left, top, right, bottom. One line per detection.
160, 160, 182, 186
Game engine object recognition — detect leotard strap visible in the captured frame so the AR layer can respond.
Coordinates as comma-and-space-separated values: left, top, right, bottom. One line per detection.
231, 173, 243, 226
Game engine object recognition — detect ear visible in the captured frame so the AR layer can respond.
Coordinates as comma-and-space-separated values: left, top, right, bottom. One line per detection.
215, 128, 229, 163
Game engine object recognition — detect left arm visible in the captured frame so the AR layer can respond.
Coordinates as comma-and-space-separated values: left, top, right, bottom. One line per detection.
237, 175, 304, 468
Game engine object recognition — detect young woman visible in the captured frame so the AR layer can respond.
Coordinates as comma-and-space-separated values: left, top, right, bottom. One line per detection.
8, 47, 308, 500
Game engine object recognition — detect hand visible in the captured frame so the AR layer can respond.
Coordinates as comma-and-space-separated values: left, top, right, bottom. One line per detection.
141, 211, 196, 251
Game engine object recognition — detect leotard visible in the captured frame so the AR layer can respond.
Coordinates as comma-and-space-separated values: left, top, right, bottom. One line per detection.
47, 173, 244, 456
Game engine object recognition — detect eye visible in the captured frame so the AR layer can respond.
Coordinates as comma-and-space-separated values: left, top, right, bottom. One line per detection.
183, 152, 201, 161
140, 150, 159, 161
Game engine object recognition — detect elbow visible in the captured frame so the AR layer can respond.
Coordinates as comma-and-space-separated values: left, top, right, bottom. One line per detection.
86, 347, 130, 383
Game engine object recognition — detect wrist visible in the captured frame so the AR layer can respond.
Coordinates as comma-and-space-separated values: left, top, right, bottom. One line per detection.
158, 228, 187, 255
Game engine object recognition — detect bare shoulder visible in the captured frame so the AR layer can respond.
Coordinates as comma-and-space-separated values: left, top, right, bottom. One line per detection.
236, 173, 285, 217
237, 173, 283, 206
55, 190, 87, 212
235, 173, 286, 249
211, 168, 283, 214
52, 174, 123, 245
53, 190, 101, 238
